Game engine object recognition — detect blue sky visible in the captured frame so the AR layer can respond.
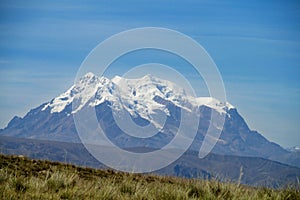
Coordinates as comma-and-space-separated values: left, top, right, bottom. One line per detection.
0, 0, 299, 147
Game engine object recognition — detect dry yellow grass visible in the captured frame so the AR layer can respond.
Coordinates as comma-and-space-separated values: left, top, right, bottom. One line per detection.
0, 154, 299, 200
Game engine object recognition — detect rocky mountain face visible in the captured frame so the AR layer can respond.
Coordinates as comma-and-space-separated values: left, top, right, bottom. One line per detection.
1, 73, 299, 167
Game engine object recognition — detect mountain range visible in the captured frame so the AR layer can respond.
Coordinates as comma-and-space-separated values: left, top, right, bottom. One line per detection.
0, 72, 299, 187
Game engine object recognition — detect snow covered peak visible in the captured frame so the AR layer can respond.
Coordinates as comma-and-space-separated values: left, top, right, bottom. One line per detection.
78, 72, 111, 86
141, 74, 159, 81
43, 73, 115, 113
194, 97, 234, 111
43, 73, 234, 118
112, 74, 188, 98
82, 72, 96, 79
78, 72, 99, 84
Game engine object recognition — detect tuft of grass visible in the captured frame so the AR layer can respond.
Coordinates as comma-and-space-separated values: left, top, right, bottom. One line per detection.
12, 177, 28, 192
0, 154, 299, 200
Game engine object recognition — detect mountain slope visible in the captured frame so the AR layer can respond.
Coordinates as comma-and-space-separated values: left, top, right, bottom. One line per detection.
0, 73, 299, 168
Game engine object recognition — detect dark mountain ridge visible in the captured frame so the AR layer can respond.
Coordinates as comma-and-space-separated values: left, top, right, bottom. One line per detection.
1, 135, 299, 188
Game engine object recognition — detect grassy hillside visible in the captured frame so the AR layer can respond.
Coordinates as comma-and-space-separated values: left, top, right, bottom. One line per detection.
2, 135, 300, 188
0, 154, 299, 200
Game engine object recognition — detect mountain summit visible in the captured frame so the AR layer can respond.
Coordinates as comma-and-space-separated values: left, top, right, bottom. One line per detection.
1, 73, 299, 168
43, 73, 233, 123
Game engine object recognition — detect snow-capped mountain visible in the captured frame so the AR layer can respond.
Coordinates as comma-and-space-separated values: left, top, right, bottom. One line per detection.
1, 73, 299, 168
43, 72, 233, 126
